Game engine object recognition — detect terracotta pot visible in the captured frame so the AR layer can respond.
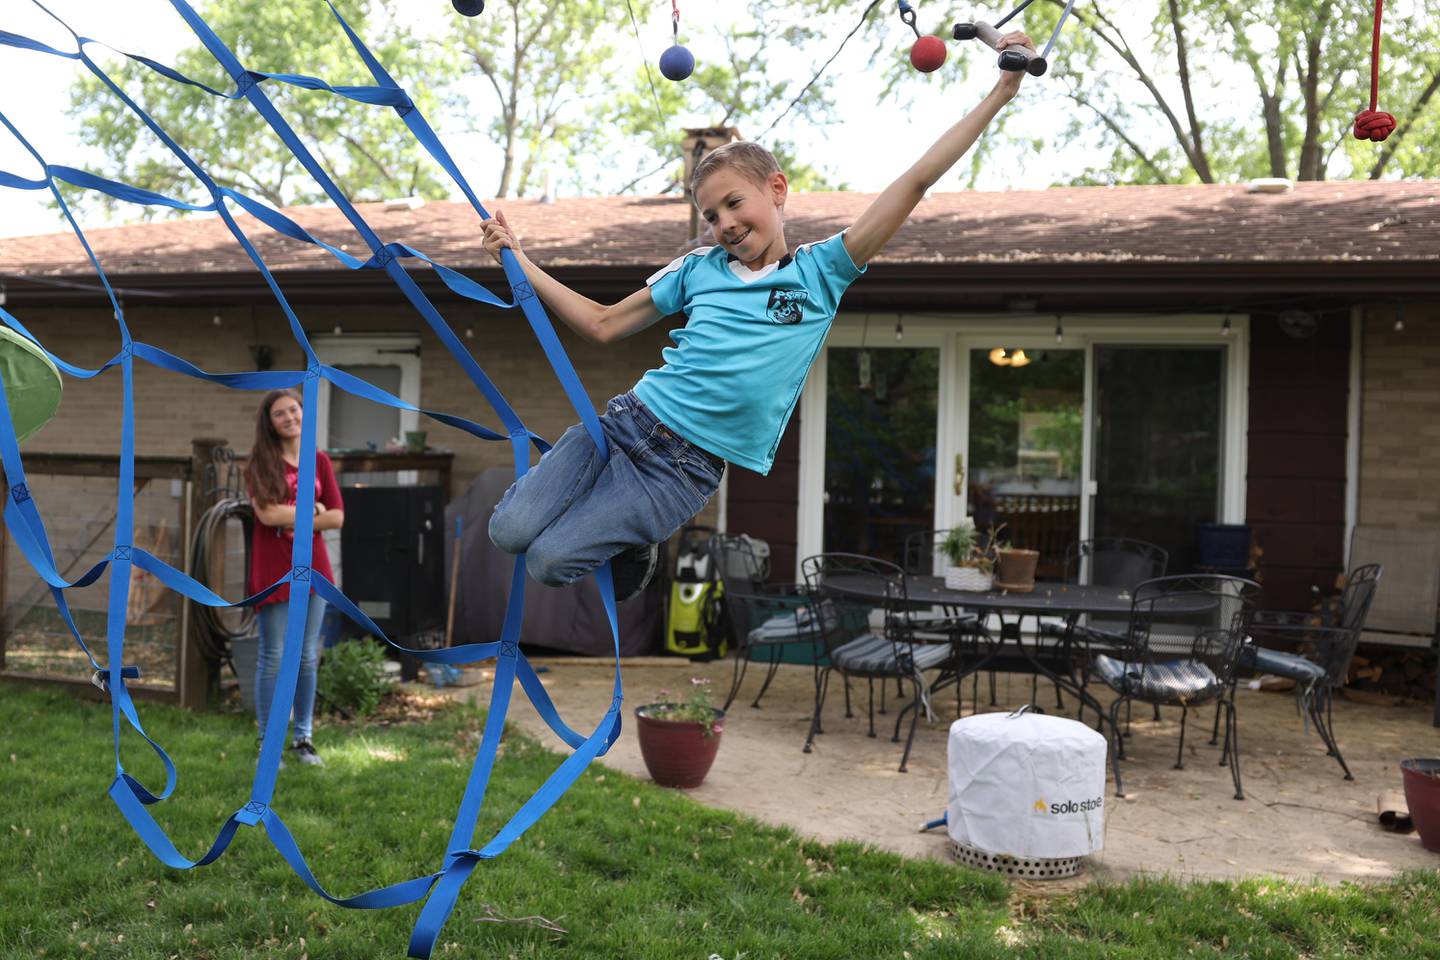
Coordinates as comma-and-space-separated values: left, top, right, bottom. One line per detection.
995, 548, 1040, 592
1401, 758, 1440, 853
634, 704, 725, 788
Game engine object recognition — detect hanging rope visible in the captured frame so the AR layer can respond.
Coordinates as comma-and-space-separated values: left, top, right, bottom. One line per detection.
1354, 0, 1396, 141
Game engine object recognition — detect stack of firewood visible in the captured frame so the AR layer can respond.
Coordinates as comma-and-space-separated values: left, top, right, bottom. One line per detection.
1346, 647, 1437, 702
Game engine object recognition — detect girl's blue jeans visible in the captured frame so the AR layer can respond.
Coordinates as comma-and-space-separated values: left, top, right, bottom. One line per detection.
255, 593, 326, 744
489, 391, 725, 586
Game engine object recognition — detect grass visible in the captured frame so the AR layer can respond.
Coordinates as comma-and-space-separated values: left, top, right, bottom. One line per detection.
1, 679, 1437, 959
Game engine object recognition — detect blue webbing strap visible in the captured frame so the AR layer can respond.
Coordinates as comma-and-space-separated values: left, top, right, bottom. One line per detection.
2, 3, 628, 953
156, 4, 626, 953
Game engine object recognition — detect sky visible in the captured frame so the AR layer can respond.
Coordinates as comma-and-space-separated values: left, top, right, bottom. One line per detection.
0, 1, 1102, 241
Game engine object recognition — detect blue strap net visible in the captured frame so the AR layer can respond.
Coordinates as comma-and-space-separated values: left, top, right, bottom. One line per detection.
0, 3, 625, 956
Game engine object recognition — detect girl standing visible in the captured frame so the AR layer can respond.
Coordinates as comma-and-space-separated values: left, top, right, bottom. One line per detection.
245, 388, 345, 765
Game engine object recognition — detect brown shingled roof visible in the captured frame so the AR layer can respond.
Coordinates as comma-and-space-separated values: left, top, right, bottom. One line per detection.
4, 180, 1437, 282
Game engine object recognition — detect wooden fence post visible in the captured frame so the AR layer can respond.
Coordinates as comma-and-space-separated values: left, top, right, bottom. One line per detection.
178, 437, 228, 710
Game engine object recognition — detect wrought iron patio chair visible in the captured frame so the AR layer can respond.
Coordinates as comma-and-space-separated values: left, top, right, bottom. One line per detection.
801, 553, 959, 773
1231, 563, 1382, 780
1037, 538, 1170, 718
709, 534, 816, 712
1091, 574, 1262, 799
901, 529, 987, 713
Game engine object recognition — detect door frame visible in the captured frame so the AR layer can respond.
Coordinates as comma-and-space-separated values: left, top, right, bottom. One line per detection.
796, 313, 1250, 580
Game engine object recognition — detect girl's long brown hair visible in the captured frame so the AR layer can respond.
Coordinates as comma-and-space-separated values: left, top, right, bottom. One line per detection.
246, 388, 303, 508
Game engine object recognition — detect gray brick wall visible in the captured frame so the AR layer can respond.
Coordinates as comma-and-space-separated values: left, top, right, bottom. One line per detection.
1360, 303, 1440, 529
17, 302, 719, 530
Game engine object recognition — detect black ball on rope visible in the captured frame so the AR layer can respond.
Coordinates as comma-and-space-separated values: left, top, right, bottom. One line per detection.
452, 0, 484, 16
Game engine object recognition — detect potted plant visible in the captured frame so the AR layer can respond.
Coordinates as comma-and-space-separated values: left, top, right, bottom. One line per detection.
634, 677, 725, 788
995, 540, 1040, 593
939, 519, 995, 592
1401, 758, 1440, 852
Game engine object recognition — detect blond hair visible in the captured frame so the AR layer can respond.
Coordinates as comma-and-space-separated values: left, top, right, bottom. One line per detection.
691, 141, 782, 195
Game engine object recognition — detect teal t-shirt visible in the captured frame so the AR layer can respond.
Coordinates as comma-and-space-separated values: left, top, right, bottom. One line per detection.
635, 231, 865, 475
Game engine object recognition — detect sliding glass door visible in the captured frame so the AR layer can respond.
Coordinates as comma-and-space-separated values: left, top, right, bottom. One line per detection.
1090, 345, 1225, 572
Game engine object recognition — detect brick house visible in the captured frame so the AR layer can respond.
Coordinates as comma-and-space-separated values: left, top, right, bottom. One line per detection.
2, 179, 1437, 616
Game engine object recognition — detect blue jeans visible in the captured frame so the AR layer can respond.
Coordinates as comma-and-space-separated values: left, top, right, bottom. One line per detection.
489, 391, 725, 586
255, 593, 326, 744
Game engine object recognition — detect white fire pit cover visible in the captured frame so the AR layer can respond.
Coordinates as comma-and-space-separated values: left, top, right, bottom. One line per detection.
946, 708, 1108, 859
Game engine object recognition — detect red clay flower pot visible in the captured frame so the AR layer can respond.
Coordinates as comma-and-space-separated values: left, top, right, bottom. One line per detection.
634, 704, 725, 789
1401, 758, 1440, 853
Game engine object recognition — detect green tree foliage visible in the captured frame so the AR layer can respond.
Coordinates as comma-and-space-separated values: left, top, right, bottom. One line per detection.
67, 0, 460, 216
449, 0, 618, 197
1041, 0, 1440, 182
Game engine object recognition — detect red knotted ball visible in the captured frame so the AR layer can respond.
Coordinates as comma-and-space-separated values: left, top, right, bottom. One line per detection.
910, 35, 948, 73
1354, 109, 1397, 142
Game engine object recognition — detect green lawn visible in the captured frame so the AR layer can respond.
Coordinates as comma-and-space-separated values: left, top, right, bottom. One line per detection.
2, 680, 1436, 959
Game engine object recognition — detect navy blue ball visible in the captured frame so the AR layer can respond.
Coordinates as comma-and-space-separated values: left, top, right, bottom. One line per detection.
659, 44, 694, 82
452, 0, 484, 16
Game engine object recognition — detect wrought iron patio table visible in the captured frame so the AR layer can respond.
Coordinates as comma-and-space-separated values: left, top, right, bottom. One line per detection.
823, 575, 1214, 727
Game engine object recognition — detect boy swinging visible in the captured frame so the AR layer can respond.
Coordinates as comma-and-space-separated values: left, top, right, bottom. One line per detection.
484, 31, 1034, 599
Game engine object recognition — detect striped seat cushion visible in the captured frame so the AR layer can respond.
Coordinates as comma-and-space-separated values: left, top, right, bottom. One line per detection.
1092, 654, 1222, 705
832, 634, 952, 676
748, 600, 837, 645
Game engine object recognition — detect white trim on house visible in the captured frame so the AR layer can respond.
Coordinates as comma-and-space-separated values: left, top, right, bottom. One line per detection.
1346, 306, 1364, 560
794, 313, 1251, 579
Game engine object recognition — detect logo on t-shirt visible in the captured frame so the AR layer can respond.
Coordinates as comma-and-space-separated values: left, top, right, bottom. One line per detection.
766, 288, 807, 325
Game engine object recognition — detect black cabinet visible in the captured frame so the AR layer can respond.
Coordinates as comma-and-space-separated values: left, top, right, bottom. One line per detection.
338, 485, 445, 641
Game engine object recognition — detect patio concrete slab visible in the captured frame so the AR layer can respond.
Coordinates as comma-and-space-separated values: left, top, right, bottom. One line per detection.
456, 657, 1440, 885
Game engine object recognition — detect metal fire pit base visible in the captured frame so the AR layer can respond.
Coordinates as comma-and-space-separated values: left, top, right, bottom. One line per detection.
950, 840, 1083, 879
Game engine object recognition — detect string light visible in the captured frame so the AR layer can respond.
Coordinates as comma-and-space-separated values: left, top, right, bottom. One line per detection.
0, 282, 7, 307
465, 325, 475, 340
332, 322, 343, 335
1054, 314, 1064, 344
894, 314, 904, 342
1221, 313, 1231, 337
1394, 303, 1405, 332
212, 313, 222, 327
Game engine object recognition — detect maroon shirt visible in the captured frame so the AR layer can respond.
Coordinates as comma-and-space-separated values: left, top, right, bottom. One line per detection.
248, 451, 344, 607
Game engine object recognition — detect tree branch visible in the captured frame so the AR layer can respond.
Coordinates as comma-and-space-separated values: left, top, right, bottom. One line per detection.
1167, 0, 1212, 181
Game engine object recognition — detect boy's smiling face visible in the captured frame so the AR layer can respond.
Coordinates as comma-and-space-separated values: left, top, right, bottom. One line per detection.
695, 166, 789, 270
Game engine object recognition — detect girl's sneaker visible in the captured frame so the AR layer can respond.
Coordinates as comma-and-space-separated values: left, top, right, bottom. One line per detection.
290, 738, 324, 766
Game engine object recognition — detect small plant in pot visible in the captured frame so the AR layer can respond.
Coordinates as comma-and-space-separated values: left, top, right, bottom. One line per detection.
634, 677, 725, 789
940, 519, 996, 592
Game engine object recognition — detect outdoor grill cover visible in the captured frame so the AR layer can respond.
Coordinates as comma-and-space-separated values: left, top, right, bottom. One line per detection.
443, 467, 663, 657
947, 709, 1108, 859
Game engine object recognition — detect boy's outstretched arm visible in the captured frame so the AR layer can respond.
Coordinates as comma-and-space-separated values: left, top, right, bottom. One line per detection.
843, 31, 1032, 268
481, 209, 661, 344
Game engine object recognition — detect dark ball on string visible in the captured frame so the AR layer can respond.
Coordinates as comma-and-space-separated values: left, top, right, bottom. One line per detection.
452, 0, 484, 16
910, 35, 947, 73
659, 44, 695, 82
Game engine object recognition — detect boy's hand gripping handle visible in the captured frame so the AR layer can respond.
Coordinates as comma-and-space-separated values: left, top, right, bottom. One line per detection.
953, 21, 1047, 76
